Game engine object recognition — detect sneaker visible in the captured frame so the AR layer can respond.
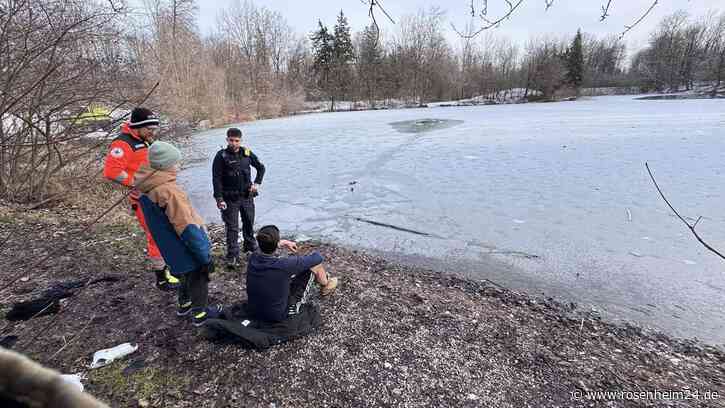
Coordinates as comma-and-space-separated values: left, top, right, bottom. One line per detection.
192, 304, 224, 327
320, 277, 339, 296
176, 301, 192, 316
154, 271, 180, 292
165, 270, 180, 285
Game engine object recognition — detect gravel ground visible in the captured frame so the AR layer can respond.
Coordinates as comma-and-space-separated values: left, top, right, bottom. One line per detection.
0, 194, 723, 408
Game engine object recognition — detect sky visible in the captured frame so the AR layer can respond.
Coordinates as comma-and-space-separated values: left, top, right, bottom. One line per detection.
192, 0, 722, 55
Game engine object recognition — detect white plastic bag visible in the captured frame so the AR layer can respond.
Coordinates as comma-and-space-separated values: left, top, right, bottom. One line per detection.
89, 343, 138, 369
60, 374, 85, 392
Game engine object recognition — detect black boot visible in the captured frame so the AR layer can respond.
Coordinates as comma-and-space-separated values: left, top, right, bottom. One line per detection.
154, 267, 180, 292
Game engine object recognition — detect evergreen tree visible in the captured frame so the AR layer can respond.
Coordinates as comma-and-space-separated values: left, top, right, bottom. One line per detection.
565, 29, 585, 93
357, 25, 384, 105
310, 20, 334, 106
333, 10, 354, 63
310, 21, 334, 74
331, 10, 354, 108
358, 25, 382, 65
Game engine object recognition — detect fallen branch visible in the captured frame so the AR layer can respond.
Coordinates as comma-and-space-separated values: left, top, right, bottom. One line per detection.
353, 217, 436, 237
483, 278, 505, 289
645, 162, 725, 262
50, 314, 95, 360
26, 190, 71, 210
0, 230, 16, 252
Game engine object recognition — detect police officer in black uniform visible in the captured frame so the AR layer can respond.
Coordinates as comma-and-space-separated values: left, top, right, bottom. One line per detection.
212, 128, 266, 266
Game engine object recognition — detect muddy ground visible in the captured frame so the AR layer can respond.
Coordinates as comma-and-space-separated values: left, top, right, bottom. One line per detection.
0, 186, 723, 407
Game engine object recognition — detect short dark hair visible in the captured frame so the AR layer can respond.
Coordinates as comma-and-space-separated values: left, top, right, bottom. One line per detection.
257, 225, 280, 254
226, 128, 242, 139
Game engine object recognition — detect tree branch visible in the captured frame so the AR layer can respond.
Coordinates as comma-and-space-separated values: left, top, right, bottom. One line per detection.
374, 0, 396, 24
620, 0, 658, 39
645, 162, 725, 262
364, 0, 396, 49
49, 313, 96, 360
600, 0, 613, 21
452, 0, 525, 40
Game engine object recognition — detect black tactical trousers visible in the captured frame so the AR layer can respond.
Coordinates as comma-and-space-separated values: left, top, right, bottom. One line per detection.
221, 197, 256, 258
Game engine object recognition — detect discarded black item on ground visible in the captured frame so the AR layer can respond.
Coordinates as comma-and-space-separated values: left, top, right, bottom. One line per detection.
6, 297, 61, 321
0, 335, 19, 349
41, 280, 85, 300
203, 302, 321, 350
5, 275, 122, 321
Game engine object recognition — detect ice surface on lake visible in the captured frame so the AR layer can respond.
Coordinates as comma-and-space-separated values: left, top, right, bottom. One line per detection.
179, 96, 725, 345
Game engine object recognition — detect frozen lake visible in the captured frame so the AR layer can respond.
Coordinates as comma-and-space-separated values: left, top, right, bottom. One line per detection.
179, 95, 725, 345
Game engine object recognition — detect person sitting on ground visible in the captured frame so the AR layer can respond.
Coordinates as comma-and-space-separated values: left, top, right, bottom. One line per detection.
135, 141, 223, 326
246, 225, 339, 323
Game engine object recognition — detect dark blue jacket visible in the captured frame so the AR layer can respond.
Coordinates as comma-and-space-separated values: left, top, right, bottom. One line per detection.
246, 252, 324, 322
136, 168, 211, 276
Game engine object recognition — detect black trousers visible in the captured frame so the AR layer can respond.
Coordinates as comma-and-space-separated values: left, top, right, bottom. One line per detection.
177, 267, 208, 311
287, 269, 315, 317
221, 197, 256, 258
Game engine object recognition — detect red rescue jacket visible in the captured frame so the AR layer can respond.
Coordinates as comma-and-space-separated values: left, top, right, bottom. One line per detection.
103, 123, 150, 187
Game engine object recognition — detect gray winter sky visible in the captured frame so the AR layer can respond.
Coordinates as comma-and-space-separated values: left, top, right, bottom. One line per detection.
191, 0, 722, 56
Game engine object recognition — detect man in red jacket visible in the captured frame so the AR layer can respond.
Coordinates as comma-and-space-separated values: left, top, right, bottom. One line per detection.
103, 107, 179, 291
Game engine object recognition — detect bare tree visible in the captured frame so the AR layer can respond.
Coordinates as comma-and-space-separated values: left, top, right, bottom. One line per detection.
0, 0, 128, 202
493, 37, 521, 100
394, 7, 456, 105
128, 0, 226, 125
582, 34, 626, 92
631, 11, 718, 93
523, 36, 566, 100
703, 12, 725, 96
215, 0, 300, 119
